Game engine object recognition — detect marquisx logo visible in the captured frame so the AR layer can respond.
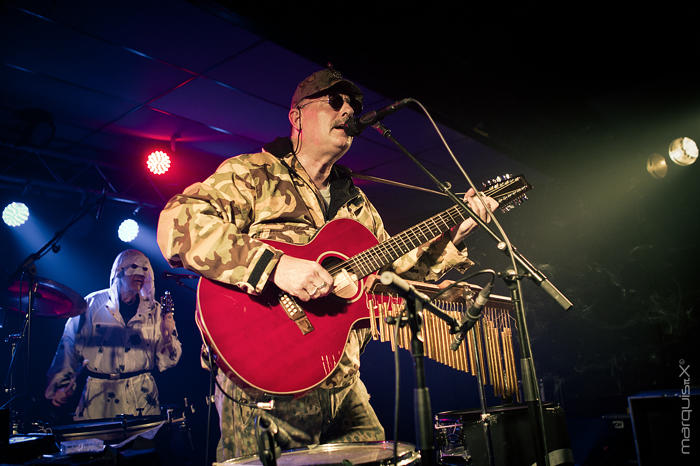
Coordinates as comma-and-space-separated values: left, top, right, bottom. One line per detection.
680, 359, 691, 456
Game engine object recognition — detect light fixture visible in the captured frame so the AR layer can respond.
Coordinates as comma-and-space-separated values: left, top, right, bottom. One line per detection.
146, 150, 171, 175
668, 137, 698, 166
118, 219, 139, 242
646, 153, 668, 179
3, 202, 29, 227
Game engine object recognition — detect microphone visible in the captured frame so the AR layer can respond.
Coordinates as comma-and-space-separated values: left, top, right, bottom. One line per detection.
162, 271, 200, 280
256, 416, 282, 466
343, 98, 413, 136
258, 416, 278, 435
450, 279, 494, 351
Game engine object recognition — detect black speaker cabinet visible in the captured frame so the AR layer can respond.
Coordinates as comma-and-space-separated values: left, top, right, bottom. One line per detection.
628, 390, 699, 465
436, 403, 574, 466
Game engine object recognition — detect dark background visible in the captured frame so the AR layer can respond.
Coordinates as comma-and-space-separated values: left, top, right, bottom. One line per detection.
1, 1, 698, 464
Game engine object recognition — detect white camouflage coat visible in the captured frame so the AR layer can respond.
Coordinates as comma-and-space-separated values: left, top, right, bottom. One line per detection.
45, 250, 182, 419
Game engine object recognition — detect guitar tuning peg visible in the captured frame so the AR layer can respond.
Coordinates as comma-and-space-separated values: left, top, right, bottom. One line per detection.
496, 176, 502, 183
504, 173, 511, 179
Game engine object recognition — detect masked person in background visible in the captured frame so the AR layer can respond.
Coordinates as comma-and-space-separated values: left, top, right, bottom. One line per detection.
45, 249, 182, 419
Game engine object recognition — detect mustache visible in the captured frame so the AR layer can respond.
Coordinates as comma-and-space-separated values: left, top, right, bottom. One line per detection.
334, 116, 354, 129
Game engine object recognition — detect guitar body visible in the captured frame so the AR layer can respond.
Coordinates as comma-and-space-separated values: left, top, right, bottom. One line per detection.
196, 218, 380, 395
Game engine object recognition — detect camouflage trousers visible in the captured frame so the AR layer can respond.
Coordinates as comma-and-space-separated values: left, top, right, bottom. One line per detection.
215, 373, 385, 461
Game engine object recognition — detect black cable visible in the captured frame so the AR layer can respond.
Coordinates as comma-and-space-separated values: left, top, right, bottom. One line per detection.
291, 106, 303, 156
204, 346, 273, 464
204, 347, 215, 466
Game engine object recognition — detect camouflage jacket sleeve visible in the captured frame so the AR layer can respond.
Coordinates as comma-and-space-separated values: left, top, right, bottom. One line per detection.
157, 157, 284, 294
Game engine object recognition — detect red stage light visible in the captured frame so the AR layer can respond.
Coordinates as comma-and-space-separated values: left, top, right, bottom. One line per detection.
147, 150, 171, 175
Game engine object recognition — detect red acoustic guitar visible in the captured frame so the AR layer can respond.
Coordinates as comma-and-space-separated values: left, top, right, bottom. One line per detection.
196, 175, 531, 395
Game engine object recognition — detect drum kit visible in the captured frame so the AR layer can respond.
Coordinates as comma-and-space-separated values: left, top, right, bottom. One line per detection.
2, 275, 87, 416
1, 276, 84, 430
220, 441, 420, 466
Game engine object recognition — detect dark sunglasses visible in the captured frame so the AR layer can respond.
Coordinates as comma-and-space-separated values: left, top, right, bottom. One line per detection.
326, 93, 363, 115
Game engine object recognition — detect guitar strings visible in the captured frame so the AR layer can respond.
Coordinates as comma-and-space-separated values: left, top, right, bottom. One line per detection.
324, 204, 467, 277
324, 179, 521, 277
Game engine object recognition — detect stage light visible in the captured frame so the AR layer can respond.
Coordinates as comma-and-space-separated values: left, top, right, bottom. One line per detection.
668, 137, 698, 166
3, 202, 29, 227
118, 219, 139, 242
147, 150, 171, 175
646, 153, 668, 179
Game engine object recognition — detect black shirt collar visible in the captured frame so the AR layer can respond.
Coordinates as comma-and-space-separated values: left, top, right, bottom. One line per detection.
263, 137, 360, 219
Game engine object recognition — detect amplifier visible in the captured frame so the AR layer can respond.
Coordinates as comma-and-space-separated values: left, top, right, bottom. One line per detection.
629, 390, 699, 465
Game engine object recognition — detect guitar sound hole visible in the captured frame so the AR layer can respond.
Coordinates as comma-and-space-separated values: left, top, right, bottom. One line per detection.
320, 255, 344, 271
305, 294, 347, 316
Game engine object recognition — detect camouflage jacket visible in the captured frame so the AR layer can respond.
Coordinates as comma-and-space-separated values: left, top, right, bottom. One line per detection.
157, 137, 473, 389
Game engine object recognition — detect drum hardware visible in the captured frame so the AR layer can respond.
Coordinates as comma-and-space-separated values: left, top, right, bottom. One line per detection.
434, 404, 574, 466
2, 276, 87, 433
220, 441, 420, 465
433, 418, 469, 465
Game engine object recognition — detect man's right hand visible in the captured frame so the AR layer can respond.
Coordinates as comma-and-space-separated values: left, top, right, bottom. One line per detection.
271, 255, 334, 302
50, 384, 75, 407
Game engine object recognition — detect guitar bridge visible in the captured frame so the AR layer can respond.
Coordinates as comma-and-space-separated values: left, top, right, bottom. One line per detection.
279, 293, 314, 335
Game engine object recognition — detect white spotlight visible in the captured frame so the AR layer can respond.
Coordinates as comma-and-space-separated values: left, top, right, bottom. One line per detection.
118, 219, 139, 242
3, 202, 29, 227
668, 137, 698, 166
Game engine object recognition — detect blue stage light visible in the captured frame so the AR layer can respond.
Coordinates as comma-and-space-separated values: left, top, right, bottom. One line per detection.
118, 219, 139, 242
3, 202, 29, 227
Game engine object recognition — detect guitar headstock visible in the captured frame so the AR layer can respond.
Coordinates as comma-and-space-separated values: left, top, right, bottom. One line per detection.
482, 174, 532, 213
160, 290, 174, 316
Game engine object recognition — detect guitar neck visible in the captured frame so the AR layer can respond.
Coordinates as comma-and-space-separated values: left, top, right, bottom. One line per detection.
328, 175, 530, 280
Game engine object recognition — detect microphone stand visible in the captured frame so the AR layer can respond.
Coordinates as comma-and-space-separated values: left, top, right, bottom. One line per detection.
5, 195, 103, 432
372, 121, 573, 466
381, 281, 437, 466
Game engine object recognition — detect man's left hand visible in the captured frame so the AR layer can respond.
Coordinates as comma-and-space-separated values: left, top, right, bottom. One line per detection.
450, 188, 499, 245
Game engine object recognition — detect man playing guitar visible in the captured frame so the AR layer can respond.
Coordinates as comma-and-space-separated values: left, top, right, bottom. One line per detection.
156, 68, 497, 461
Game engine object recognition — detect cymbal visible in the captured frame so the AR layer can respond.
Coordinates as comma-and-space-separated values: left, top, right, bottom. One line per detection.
7, 277, 87, 318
